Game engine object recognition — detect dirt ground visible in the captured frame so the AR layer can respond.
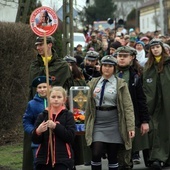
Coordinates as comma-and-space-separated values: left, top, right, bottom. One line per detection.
0, 128, 23, 146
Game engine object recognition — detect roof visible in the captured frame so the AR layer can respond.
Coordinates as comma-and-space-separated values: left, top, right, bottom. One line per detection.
139, 0, 159, 9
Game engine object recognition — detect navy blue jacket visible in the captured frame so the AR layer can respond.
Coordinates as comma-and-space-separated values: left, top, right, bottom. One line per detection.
23, 93, 47, 134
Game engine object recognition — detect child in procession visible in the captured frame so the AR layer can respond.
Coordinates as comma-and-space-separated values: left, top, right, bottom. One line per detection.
23, 76, 52, 170
32, 86, 76, 170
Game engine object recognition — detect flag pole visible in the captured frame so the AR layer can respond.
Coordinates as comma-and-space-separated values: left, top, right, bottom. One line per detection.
43, 33, 54, 167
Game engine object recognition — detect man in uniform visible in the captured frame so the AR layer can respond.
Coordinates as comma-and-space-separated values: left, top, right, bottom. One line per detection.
86, 32, 102, 52
28, 36, 73, 99
23, 36, 74, 170
80, 50, 101, 83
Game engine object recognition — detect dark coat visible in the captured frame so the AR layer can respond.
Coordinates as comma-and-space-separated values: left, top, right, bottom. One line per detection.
80, 63, 101, 83
32, 109, 76, 169
28, 49, 74, 100
122, 67, 150, 152
143, 57, 170, 163
128, 67, 150, 127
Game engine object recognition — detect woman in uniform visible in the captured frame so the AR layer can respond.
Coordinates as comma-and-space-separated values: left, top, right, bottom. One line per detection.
85, 55, 135, 170
143, 39, 170, 170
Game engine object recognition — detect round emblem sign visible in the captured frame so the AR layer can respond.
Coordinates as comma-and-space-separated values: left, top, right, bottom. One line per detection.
30, 6, 58, 36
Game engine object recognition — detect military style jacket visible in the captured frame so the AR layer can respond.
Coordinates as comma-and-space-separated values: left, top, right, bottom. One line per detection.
86, 40, 102, 52
85, 76, 135, 150
29, 49, 74, 100
143, 57, 170, 163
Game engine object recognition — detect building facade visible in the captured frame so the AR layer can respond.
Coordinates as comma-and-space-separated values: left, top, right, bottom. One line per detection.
139, 0, 170, 34
0, 0, 18, 22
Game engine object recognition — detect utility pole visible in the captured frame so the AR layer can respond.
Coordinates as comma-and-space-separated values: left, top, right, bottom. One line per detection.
135, 0, 138, 28
159, 0, 164, 35
16, 0, 31, 23
63, 0, 74, 57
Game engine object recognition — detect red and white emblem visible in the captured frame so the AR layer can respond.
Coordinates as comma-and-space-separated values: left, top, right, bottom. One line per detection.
30, 6, 58, 36
94, 88, 101, 93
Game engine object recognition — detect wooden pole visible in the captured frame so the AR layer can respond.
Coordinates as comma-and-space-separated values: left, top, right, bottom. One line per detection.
43, 33, 54, 167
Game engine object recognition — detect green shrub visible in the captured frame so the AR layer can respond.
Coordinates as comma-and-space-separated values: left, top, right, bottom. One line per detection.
0, 22, 62, 145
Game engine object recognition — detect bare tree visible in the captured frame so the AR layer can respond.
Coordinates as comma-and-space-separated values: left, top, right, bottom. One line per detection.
113, 0, 144, 20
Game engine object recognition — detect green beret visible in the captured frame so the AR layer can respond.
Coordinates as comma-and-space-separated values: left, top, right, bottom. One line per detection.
32, 76, 52, 87
101, 55, 117, 65
116, 46, 133, 55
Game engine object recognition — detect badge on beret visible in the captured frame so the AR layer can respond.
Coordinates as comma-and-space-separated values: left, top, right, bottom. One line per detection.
32, 76, 52, 87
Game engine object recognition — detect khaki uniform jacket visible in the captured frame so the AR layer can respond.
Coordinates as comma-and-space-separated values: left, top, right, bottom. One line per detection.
85, 76, 135, 150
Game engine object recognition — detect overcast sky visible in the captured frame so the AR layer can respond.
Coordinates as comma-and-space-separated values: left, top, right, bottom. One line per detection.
40, 0, 86, 10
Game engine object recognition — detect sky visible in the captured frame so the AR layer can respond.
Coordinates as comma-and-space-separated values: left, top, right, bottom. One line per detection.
40, 0, 86, 11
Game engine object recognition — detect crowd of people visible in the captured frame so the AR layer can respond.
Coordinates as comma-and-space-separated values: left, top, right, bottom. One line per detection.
22, 25, 170, 170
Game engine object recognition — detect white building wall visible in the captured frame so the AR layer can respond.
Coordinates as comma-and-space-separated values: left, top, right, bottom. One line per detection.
0, 0, 19, 22
140, 9, 161, 33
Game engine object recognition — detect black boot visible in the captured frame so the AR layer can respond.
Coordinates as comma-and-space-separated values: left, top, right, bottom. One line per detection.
91, 165, 101, 170
91, 161, 102, 170
119, 166, 132, 170
108, 163, 118, 170
151, 160, 162, 170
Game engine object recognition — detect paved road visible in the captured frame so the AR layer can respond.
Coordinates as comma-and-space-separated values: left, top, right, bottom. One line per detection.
75, 152, 170, 170
76, 159, 149, 170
